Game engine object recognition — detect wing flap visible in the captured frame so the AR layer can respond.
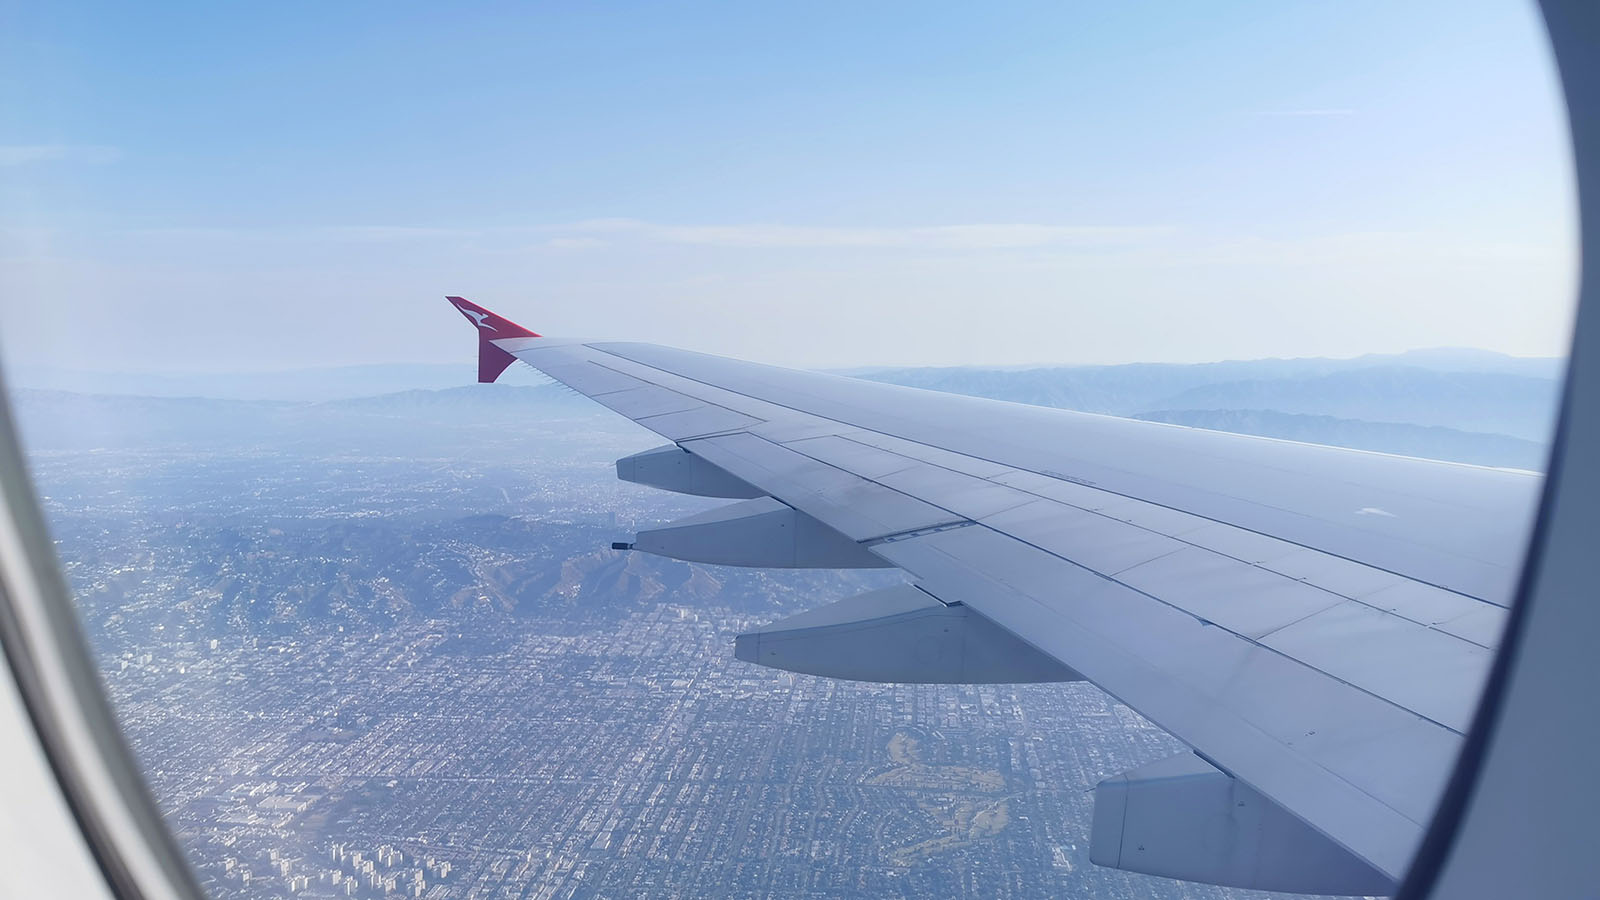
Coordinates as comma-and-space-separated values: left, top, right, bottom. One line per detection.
591, 385, 704, 419
1092, 751, 1396, 895
735, 583, 1083, 684
1115, 546, 1346, 639
872, 524, 1445, 880
536, 361, 647, 396
1260, 601, 1491, 730
615, 445, 764, 499
635, 405, 763, 440
874, 462, 1037, 520
686, 433, 963, 541
625, 497, 891, 569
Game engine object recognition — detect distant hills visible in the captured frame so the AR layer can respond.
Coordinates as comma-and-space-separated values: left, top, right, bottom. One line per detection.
9, 347, 1563, 470
1133, 410, 1546, 470
7, 361, 556, 401
9, 347, 1562, 402
855, 348, 1561, 468
856, 349, 1561, 441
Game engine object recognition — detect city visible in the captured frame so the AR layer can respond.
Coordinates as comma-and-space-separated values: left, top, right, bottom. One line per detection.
16, 383, 1316, 899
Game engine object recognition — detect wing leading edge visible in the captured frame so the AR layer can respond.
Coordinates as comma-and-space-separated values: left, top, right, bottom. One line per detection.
446, 298, 1539, 895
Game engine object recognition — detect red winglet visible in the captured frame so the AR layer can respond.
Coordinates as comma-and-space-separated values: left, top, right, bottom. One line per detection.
446, 296, 541, 383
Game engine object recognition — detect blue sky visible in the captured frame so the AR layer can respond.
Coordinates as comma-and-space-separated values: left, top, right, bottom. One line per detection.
0, 1, 1579, 371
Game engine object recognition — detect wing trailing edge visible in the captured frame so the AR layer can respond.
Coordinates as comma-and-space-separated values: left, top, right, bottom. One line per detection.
1092, 752, 1395, 895
735, 583, 1084, 684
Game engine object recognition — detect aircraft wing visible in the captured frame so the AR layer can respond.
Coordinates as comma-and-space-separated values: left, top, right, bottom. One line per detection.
447, 297, 1538, 895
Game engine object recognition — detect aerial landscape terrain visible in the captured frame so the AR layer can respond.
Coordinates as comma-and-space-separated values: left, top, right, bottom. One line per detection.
8, 349, 1557, 900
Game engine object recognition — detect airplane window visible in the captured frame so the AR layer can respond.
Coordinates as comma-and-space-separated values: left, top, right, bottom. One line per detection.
0, 2, 1576, 899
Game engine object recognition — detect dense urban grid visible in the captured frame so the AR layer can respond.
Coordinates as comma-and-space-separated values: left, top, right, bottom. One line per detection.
17, 384, 1400, 899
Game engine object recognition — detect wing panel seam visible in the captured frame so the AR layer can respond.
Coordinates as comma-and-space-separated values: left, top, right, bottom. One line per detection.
574, 343, 1510, 608
892, 523, 1469, 735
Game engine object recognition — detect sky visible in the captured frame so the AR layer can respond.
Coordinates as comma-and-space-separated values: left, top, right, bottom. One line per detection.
0, 0, 1580, 372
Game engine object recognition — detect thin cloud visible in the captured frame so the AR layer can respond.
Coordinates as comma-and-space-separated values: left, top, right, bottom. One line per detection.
545, 237, 608, 251
1254, 108, 1357, 118
317, 225, 466, 242
108, 218, 1175, 252
565, 219, 1172, 250
105, 220, 1556, 269
0, 144, 122, 166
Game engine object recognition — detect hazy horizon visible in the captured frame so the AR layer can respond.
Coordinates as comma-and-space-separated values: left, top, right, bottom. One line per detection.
11, 345, 1563, 469
4, 343, 1570, 380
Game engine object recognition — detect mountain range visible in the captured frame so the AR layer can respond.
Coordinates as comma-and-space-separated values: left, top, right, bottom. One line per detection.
9, 347, 1562, 470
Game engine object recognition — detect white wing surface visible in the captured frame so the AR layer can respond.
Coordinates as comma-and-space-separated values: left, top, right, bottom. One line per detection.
447, 297, 1538, 895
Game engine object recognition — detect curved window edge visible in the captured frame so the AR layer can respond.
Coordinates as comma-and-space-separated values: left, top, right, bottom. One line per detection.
0, 359, 204, 900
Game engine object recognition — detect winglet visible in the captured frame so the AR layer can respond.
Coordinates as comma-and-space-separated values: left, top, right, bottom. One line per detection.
446, 296, 541, 383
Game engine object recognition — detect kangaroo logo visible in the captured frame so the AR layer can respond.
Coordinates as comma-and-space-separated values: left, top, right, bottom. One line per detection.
459, 307, 496, 332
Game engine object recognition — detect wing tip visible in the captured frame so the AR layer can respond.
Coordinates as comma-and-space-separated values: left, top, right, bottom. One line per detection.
446, 295, 539, 383
445, 295, 541, 339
